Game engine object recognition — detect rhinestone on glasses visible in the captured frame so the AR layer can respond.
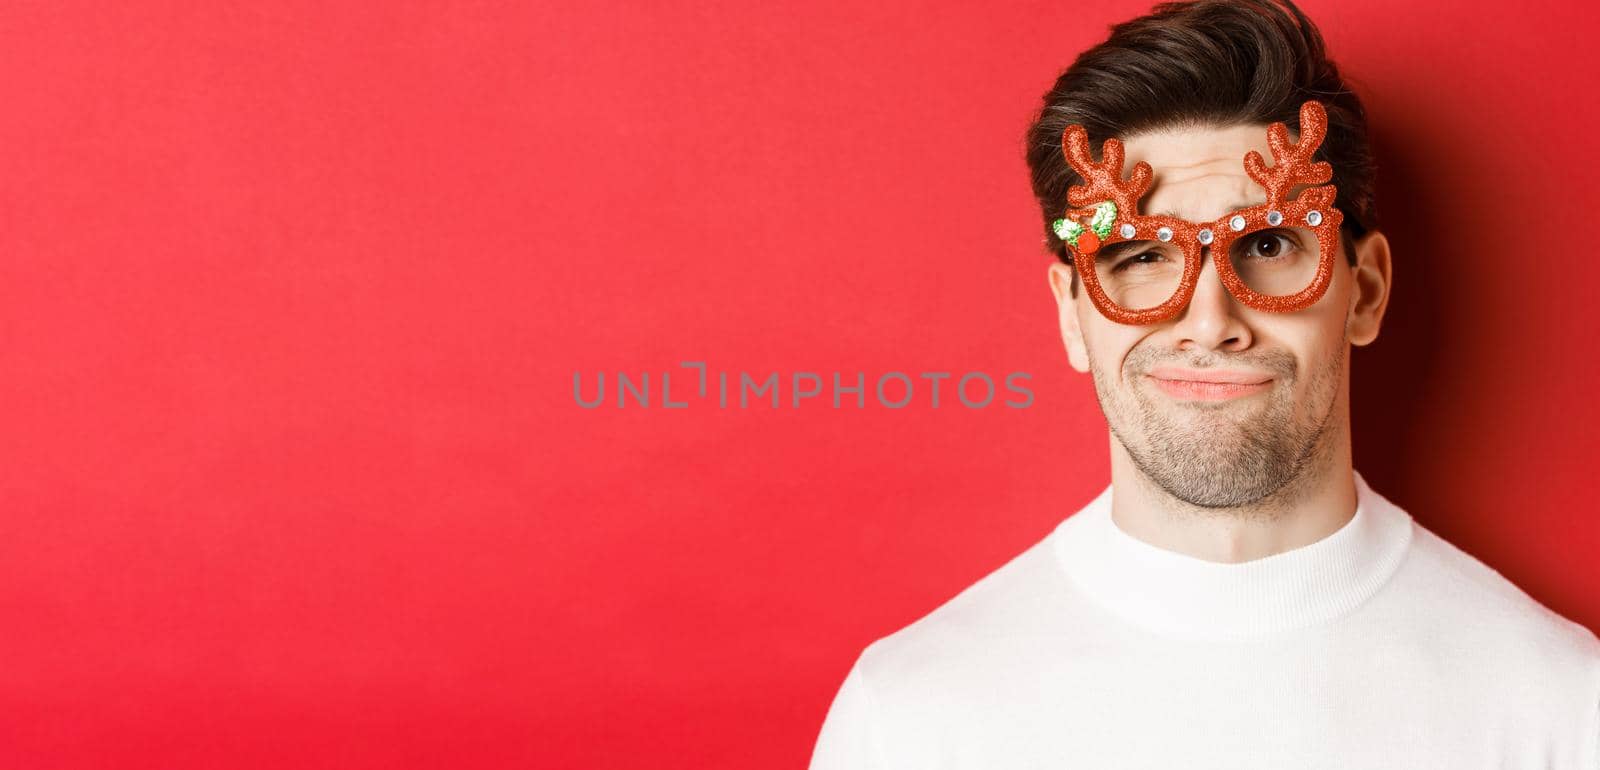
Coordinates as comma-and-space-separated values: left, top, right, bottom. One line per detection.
1196, 229, 1214, 245
1266, 210, 1284, 226
1229, 215, 1247, 232
1305, 210, 1323, 226
1119, 223, 1136, 239
1156, 227, 1173, 242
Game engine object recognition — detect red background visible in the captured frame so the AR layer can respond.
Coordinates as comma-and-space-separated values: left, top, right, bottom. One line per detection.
1, 0, 1596, 766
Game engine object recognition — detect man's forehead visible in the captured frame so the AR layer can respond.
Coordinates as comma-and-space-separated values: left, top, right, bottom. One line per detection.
1120, 122, 1280, 168
1117, 122, 1307, 221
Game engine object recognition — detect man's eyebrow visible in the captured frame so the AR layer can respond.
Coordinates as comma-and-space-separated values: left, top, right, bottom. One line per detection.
1151, 202, 1260, 219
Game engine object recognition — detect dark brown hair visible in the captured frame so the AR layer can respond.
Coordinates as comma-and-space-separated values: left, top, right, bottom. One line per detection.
1024, 0, 1376, 281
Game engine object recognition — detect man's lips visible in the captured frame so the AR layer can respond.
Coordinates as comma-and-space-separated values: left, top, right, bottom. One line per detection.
1145, 366, 1274, 402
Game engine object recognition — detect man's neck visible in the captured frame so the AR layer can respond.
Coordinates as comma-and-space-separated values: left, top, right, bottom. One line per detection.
1106, 438, 1358, 564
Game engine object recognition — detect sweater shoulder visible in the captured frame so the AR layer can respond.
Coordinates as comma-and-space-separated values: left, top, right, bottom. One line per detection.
854, 529, 1076, 687
1403, 522, 1600, 671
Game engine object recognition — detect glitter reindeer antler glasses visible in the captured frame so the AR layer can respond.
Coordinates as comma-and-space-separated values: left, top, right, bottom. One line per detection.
1054, 100, 1345, 326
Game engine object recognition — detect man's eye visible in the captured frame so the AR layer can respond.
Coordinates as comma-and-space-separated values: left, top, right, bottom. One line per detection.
1111, 251, 1166, 273
1238, 229, 1301, 259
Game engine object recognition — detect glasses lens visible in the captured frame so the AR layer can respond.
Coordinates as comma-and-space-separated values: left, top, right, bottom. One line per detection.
1225, 226, 1321, 297
1091, 240, 1186, 311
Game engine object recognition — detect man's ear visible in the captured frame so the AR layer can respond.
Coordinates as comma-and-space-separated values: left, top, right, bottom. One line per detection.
1346, 230, 1392, 347
1047, 262, 1091, 373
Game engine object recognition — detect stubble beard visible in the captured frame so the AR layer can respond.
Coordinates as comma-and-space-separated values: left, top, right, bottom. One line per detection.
1088, 336, 1346, 514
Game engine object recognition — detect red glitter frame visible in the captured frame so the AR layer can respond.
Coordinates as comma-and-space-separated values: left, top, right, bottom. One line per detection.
1058, 100, 1345, 326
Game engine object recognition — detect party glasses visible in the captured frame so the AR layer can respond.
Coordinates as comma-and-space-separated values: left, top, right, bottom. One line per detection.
1053, 100, 1344, 326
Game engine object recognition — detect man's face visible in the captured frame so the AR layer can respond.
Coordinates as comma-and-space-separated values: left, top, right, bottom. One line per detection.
1048, 123, 1359, 510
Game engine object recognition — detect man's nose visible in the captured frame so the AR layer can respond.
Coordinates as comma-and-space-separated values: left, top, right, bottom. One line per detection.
1169, 248, 1252, 352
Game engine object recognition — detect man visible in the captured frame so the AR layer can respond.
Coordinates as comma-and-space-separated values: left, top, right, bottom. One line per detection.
807, 1, 1600, 767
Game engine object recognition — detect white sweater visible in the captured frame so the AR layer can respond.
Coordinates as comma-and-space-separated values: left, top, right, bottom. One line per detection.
809, 471, 1600, 769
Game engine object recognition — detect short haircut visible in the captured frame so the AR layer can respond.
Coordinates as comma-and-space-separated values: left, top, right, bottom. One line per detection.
1024, 0, 1376, 288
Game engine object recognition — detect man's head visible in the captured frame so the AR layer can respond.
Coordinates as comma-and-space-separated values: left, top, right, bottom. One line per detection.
1024, 0, 1392, 511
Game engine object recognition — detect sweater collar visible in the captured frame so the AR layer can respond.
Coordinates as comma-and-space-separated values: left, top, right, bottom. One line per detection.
1050, 470, 1414, 641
